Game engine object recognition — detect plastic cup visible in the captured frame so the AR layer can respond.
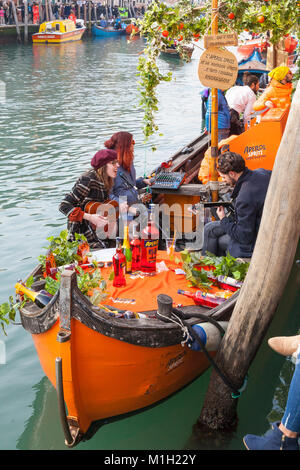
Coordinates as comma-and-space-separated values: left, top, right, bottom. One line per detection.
166, 238, 175, 257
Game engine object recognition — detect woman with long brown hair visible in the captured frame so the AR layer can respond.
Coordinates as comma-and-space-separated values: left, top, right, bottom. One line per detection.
59, 149, 121, 249
104, 131, 150, 206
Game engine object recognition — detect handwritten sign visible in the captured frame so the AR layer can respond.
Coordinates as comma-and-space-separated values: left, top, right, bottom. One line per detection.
204, 32, 238, 49
198, 47, 238, 90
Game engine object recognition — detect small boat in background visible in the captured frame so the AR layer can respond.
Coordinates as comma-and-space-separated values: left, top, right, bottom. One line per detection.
32, 19, 86, 44
125, 23, 139, 36
92, 21, 126, 38
160, 44, 194, 61
236, 47, 268, 85
237, 36, 269, 57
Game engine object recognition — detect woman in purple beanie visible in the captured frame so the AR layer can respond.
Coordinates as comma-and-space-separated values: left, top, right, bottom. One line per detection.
59, 149, 124, 249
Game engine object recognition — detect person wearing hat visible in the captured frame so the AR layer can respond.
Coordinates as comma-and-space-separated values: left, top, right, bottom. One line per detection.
253, 66, 293, 112
59, 149, 127, 249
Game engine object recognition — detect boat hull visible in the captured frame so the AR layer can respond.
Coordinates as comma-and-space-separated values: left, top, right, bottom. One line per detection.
236, 47, 268, 85
92, 25, 126, 37
19, 262, 236, 443
32, 316, 215, 434
160, 45, 194, 60
32, 28, 86, 44
237, 39, 269, 56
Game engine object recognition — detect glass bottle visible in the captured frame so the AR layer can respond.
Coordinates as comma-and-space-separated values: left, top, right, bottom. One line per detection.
140, 204, 159, 273
77, 240, 90, 265
15, 283, 53, 309
122, 225, 132, 274
130, 224, 141, 272
177, 289, 225, 308
113, 237, 126, 287
45, 251, 57, 279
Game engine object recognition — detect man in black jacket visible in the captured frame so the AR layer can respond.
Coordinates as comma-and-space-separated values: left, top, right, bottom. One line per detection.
202, 152, 271, 258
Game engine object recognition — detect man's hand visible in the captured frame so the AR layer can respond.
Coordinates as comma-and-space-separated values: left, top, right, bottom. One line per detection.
217, 205, 226, 220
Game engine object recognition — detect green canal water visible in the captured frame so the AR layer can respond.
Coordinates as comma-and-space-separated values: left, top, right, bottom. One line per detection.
0, 35, 299, 452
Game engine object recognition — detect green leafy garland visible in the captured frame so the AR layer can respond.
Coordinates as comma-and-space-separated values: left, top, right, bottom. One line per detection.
135, 0, 299, 142
180, 249, 250, 290
0, 230, 107, 335
38, 229, 87, 268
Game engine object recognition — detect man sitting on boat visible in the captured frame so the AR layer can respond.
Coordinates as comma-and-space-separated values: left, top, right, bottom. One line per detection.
253, 66, 293, 113
201, 152, 271, 258
59, 149, 128, 249
226, 74, 260, 135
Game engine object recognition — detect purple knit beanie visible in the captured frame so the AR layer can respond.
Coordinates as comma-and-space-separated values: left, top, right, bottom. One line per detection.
91, 149, 118, 170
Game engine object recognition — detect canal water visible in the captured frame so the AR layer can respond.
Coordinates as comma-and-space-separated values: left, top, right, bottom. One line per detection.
0, 35, 299, 452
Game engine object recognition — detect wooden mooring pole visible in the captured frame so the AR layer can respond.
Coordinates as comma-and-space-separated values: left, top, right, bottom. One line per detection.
88, 1, 92, 31
197, 80, 300, 432
45, 0, 49, 21
209, 0, 219, 203
10, 0, 21, 43
24, 0, 28, 44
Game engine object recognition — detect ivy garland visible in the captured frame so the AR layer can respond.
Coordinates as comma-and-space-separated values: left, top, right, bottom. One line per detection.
135, 0, 299, 144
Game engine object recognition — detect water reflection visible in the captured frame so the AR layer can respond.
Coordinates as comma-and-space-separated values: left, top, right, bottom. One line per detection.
16, 377, 66, 450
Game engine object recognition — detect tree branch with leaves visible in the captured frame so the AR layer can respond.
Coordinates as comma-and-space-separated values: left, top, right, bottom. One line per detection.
135, 0, 299, 143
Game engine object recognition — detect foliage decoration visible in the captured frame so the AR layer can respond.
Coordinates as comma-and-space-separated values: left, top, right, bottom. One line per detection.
179, 249, 250, 290
38, 230, 88, 268
0, 231, 106, 335
0, 276, 34, 335
135, 0, 299, 143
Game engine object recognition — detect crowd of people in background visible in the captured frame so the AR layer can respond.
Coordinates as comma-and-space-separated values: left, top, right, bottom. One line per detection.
0, 1, 146, 25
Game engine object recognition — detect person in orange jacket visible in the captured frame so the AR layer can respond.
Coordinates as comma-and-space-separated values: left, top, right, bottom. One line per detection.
253, 66, 293, 112
32, 3, 39, 24
68, 10, 77, 24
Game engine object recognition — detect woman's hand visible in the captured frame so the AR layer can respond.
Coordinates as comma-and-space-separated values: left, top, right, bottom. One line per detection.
119, 201, 129, 213
83, 213, 109, 229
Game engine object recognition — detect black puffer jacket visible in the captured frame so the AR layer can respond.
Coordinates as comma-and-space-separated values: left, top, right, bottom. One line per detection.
220, 168, 271, 258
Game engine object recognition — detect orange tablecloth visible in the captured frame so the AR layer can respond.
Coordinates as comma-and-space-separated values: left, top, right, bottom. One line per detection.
96, 251, 220, 313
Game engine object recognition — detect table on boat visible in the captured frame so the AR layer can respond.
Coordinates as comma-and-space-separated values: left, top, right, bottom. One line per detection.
89, 249, 228, 313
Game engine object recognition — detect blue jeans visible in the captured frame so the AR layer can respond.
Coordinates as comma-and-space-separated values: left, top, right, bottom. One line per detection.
282, 347, 300, 432
202, 221, 230, 256
218, 128, 230, 142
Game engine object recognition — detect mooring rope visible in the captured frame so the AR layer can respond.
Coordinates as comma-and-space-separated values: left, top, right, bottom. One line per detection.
160, 308, 248, 398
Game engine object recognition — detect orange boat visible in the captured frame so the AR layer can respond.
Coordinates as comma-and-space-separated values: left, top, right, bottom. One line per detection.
237, 37, 269, 57
18, 87, 290, 448
19, 250, 239, 446
125, 24, 139, 35
219, 106, 290, 172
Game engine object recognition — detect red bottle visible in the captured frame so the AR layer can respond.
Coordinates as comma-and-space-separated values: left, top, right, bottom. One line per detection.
77, 241, 90, 265
177, 289, 225, 308
113, 237, 126, 287
130, 225, 141, 272
140, 204, 159, 273
45, 251, 57, 279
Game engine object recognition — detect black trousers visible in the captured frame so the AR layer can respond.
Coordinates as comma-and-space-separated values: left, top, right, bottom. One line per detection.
202, 221, 230, 256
